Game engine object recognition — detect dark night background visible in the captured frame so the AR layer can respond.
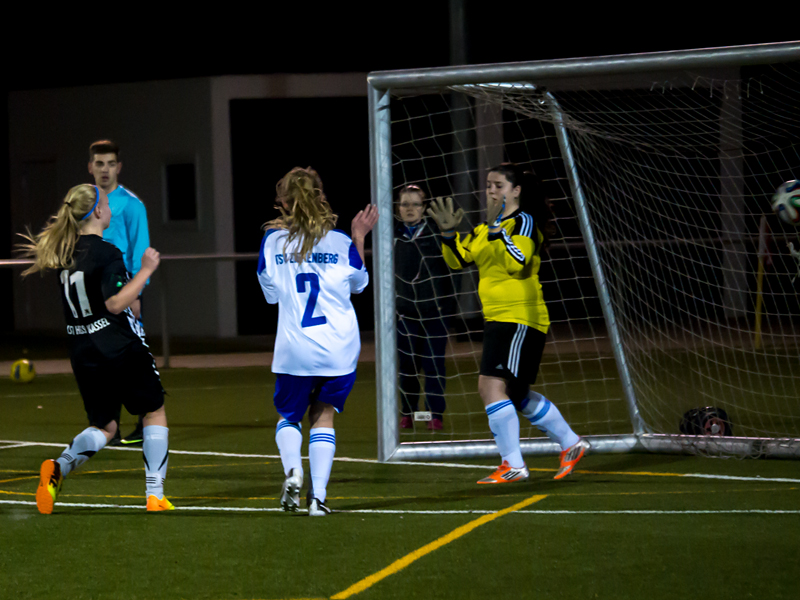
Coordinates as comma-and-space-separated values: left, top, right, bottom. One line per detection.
1, 3, 793, 336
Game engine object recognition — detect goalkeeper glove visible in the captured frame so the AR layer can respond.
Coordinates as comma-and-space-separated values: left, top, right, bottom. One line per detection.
427, 197, 464, 237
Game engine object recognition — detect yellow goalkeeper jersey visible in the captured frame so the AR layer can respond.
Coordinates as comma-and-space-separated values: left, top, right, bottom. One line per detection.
441, 209, 549, 333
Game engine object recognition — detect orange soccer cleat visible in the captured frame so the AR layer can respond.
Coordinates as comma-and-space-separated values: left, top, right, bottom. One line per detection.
146, 495, 175, 512
554, 439, 590, 480
477, 460, 530, 484
36, 459, 63, 515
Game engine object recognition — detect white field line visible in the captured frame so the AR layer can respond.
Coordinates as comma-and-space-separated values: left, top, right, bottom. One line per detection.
2, 439, 800, 483
0, 378, 374, 399
0, 440, 491, 470
1, 499, 798, 515
1, 391, 81, 399
0, 443, 36, 450
682, 473, 800, 483
0, 384, 275, 399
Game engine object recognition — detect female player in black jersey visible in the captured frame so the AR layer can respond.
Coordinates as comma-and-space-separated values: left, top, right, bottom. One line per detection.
20, 183, 173, 513
428, 163, 588, 483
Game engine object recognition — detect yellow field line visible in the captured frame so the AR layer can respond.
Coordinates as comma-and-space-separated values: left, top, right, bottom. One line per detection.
0, 476, 37, 485
330, 494, 547, 599
79, 462, 271, 475
0, 462, 270, 484
527, 467, 697, 477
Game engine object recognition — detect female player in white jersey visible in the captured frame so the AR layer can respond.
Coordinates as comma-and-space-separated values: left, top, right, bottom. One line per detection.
257, 167, 378, 516
19, 183, 173, 514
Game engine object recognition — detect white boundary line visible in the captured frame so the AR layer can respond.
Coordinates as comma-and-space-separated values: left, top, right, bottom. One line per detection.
1, 500, 798, 515
1, 377, 376, 399
0, 443, 36, 450
0, 440, 491, 470
0, 384, 270, 399
2, 439, 800, 482
1, 391, 80, 399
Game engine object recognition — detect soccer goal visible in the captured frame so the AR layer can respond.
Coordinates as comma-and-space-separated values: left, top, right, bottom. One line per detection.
368, 42, 800, 462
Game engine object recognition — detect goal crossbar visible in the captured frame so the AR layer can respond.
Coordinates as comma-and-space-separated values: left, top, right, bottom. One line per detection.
368, 42, 800, 91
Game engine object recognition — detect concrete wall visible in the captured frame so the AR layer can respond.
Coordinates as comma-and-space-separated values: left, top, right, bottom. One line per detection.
9, 77, 219, 337
9, 73, 367, 339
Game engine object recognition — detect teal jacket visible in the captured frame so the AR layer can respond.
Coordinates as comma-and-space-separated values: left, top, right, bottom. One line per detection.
102, 185, 150, 278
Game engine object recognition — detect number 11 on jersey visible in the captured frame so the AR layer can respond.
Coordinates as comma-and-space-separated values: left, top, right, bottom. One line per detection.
296, 273, 327, 328
60, 270, 93, 318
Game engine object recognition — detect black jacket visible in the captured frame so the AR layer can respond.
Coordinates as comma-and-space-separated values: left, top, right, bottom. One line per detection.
394, 217, 455, 319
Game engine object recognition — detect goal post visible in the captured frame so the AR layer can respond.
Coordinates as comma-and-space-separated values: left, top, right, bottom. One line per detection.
368, 83, 397, 462
368, 42, 800, 462
546, 90, 647, 437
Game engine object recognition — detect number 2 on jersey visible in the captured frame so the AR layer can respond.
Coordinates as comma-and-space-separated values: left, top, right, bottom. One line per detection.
295, 273, 327, 327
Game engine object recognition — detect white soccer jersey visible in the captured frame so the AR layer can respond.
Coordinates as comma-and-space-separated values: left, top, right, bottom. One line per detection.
257, 228, 369, 376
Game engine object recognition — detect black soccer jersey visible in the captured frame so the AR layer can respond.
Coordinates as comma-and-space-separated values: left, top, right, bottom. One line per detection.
59, 235, 146, 361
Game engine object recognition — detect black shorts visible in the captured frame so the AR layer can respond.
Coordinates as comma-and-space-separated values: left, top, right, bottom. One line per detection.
480, 321, 547, 387
71, 345, 165, 429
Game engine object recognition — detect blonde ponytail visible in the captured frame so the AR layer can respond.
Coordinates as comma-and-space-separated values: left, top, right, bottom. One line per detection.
263, 167, 337, 262
18, 184, 100, 277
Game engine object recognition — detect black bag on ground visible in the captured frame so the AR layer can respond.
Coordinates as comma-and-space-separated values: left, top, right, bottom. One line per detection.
679, 407, 733, 436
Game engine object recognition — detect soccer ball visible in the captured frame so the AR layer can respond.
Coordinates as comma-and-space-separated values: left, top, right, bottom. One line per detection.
10, 359, 35, 383
771, 180, 800, 225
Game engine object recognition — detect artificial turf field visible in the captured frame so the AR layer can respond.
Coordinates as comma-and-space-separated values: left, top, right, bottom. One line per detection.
1, 365, 799, 600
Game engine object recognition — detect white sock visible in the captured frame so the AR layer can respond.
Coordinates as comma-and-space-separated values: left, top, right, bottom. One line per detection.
485, 399, 524, 468
56, 427, 107, 477
308, 428, 336, 503
275, 419, 304, 479
143, 425, 169, 499
520, 391, 580, 450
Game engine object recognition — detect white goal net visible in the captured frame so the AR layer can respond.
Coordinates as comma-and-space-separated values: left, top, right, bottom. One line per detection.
368, 43, 800, 461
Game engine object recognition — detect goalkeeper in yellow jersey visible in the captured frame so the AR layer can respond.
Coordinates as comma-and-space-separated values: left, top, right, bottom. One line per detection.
428, 163, 588, 482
